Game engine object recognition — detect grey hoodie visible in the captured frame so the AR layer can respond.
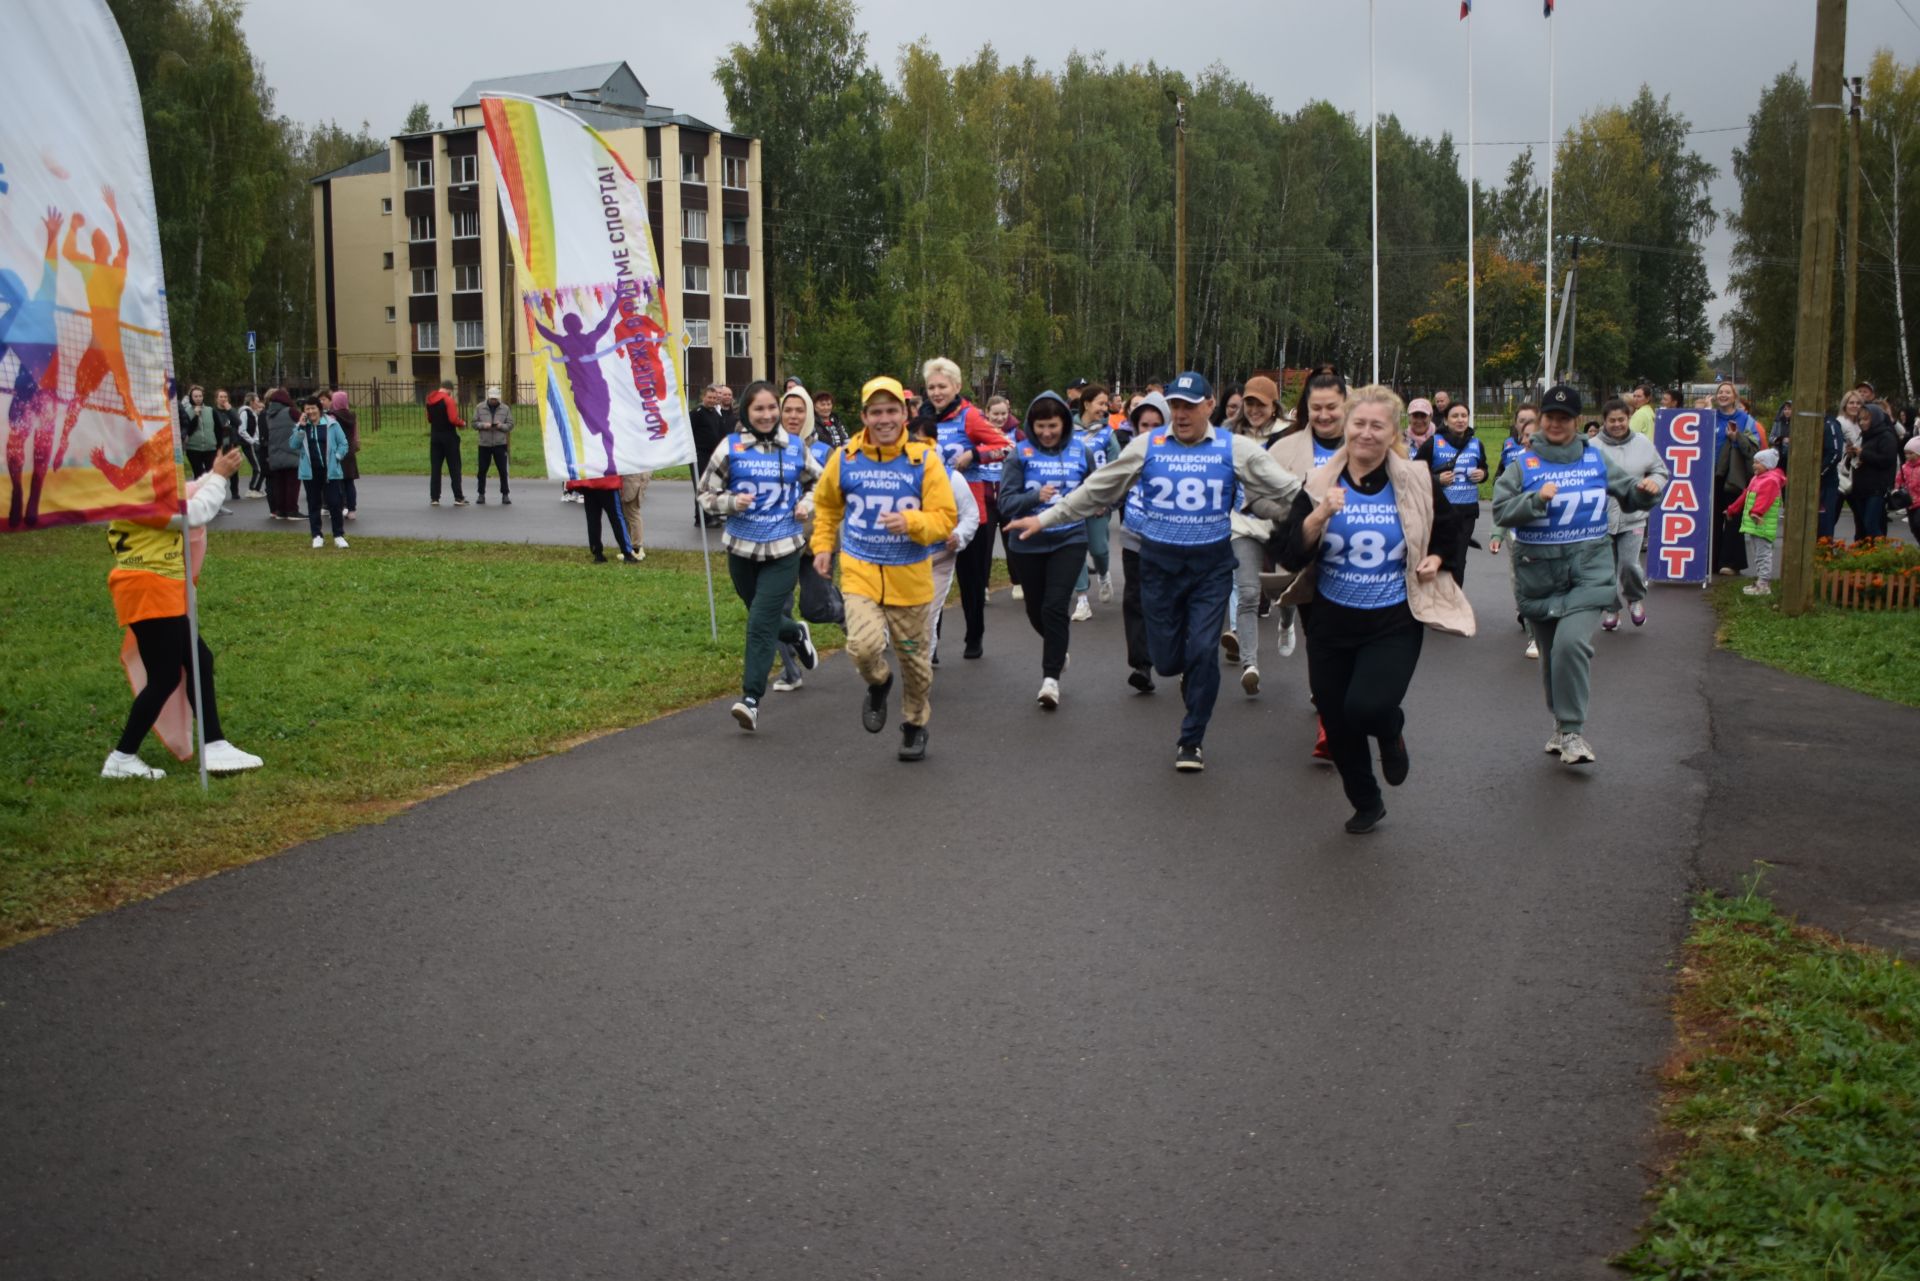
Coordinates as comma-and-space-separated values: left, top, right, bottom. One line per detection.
1593, 426, 1668, 532
1114, 392, 1172, 553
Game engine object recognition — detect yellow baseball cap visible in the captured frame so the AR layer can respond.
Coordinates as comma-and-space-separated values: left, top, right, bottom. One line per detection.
861, 375, 907, 406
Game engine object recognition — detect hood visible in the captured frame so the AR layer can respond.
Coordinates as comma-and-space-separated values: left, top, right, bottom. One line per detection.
1596, 426, 1637, 451
781, 383, 817, 443
1129, 391, 1172, 435
1022, 391, 1075, 450
266, 387, 292, 407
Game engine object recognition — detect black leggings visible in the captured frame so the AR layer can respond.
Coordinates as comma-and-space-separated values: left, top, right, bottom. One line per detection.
1120, 546, 1151, 670
117, 615, 223, 755
1301, 610, 1423, 810
1007, 542, 1085, 678
954, 489, 998, 648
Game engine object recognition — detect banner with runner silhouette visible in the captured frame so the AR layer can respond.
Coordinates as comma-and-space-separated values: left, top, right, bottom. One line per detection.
0, 0, 181, 530
479, 93, 695, 481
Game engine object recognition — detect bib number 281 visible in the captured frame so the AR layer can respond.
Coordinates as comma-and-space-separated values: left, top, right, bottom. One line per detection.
1145, 476, 1227, 511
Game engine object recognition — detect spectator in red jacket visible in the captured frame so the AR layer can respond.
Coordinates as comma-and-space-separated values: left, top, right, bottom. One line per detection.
425, 380, 467, 506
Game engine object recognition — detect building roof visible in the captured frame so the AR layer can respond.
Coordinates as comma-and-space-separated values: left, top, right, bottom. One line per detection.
312, 148, 391, 184
452, 62, 645, 111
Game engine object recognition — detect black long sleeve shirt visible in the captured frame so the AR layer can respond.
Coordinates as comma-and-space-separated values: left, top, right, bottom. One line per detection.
1277, 464, 1462, 646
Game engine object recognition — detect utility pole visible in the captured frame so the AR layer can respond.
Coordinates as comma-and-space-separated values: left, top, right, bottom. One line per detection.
1781, 0, 1849, 617
1843, 75, 1864, 389
1172, 91, 1188, 373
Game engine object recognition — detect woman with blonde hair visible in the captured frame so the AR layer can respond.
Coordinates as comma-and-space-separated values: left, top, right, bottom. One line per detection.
921, 356, 1011, 658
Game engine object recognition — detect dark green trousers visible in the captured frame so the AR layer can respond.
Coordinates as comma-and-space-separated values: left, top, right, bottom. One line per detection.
729, 550, 805, 700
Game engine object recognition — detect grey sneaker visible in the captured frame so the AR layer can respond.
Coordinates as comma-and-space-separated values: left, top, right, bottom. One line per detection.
1558, 733, 1596, 765
1544, 731, 1566, 755
731, 699, 758, 731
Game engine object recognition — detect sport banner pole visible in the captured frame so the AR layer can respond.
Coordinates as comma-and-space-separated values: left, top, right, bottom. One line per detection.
678, 331, 719, 641
1543, 3, 1557, 388
1369, 0, 1382, 385
1466, 1, 1477, 425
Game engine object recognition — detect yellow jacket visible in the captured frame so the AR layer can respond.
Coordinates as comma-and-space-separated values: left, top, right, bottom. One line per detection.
810, 434, 957, 607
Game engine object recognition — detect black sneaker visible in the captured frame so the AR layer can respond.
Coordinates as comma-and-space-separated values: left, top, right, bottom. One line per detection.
1174, 744, 1204, 772
861, 674, 893, 734
931, 651, 940, 667
1345, 801, 1387, 834
962, 644, 983, 660
1380, 736, 1410, 787
792, 620, 818, 670
476, 494, 486, 504
502, 495, 512, 505
1128, 666, 1156, 694
898, 722, 928, 761
592, 552, 608, 563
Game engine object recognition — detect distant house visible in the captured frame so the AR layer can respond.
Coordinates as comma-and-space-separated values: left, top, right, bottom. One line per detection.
311, 60, 765, 396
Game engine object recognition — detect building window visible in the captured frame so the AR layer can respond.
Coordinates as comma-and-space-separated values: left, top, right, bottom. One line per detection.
682, 263, 708, 294
380, 197, 393, 215
385, 306, 396, 323
680, 152, 704, 183
723, 267, 749, 298
382, 251, 394, 269
387, 360, 399, 375
647, 153, 662, 181
406, 158, 433, 190
454, 320, 484, 351
722, 156, 748, 190
725, 322, 751, 359
409, 213, 433, 243
411, 266, 436, 296
681, 208, 707, 242
685, 318, 710, 347
414, 321, 439, 353
722, 216, 747, 246
451, 208, 479, 239
451, 154, 476, 185
453, 263, 482, 293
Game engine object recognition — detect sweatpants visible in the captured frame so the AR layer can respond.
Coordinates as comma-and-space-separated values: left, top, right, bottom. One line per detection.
1745, 533, 1776, 583
268, 468, 301, 517
303, 478, 344, 538
581, 489, 633, 558
1139, 540, 1237, 747
1224, 534, 1266, 669
429, 433, 465, 503
1443, 503, 1477, 585
239, 440, 264, 492
845, 593, 933, 727
620, 472, 650, 548
727, 551, 805, 701
1713, 484, 1747, 573
954, 489, 998, 648
1609, 526, 1648, 609
928, 546, 958, 658
1532, 608, 1604, 735
1120, 547, 1152, 672
1075, 511, 1112, 592
475, 444, 510, 497
1302, 612, 1424, 810
117, 615, 223, 755
1008, 542, 1085, 679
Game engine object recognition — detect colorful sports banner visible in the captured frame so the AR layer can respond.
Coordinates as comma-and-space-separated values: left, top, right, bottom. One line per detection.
480, 93, 694, 480
0, 0, 181, 530
1646, 407, 1717, 584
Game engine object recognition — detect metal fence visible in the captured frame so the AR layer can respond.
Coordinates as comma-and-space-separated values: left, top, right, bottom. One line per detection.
328, 380, 538, 432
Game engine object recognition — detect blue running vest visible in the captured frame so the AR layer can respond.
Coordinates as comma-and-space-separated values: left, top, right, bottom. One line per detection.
1317, 478, 1409, 609
1132, 431, 1238, 547
934, 401, 1001, 485
1430, 433, 1486, 506
724, 434, 808, 544
1018, 443, 1092, 536
839, 446, 937, 566
1512, 446, 1612, 545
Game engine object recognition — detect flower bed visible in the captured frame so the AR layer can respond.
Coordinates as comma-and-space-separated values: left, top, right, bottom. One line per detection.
1813, 538, 1920, 610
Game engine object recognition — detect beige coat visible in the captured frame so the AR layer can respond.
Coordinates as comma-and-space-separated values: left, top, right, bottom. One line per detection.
1259, 428, 1340, 597
1275, 447, 1477, 637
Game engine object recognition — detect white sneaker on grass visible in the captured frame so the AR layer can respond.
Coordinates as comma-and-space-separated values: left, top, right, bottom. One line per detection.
204, 740, 264, 773
101, 750, 165, 780
311, 536, 323, 549
1071, 595, 1092, 622
1037, 677, 1060, 709
334, 536, 349, 549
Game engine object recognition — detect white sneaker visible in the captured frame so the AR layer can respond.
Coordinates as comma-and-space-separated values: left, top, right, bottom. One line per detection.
1544, 731, 1565, 755
101, 750, 165, 780
1241, 665, 1261, 695
1524, 639, 1539, 660
730, 700, 758, 731
1220, 631, 1242, 663
311, 535, 324, 549
1010, 583, 1025, 601
1098, 572, 1114, 602
771, 676, 803, 692
203, 740, 263, 773
1278, 623, 1297, 657
1559, 733, 1596, 765
334, 536, 349, 549
1037, 677, 1060, 709
633, 547, 646, 561
1071, 595, 1092, 622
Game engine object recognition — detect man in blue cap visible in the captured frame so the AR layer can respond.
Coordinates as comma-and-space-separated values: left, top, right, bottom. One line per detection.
1007, 371, 1304, 771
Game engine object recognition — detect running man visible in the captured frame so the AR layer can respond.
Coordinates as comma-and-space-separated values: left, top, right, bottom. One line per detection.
1007, 371, 1304, 772
810, 376, 959, 762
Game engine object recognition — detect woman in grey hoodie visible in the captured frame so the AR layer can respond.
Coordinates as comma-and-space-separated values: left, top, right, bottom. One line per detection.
1593, 397, 1669, 631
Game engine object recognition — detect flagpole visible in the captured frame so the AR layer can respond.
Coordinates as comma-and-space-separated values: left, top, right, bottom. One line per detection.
1466, 2, 1477, 427
1370, 0, 1381, 385
179, 454, 210, 793
1543, 5, 1556, 388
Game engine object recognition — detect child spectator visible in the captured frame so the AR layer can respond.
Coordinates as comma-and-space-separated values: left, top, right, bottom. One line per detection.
1724, 447, 1785, 596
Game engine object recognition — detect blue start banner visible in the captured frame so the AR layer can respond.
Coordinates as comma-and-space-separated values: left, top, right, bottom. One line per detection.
1646, 408, 1718, 584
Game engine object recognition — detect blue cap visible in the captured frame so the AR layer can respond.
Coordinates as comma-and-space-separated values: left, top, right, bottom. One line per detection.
1164, 371, 1213, 403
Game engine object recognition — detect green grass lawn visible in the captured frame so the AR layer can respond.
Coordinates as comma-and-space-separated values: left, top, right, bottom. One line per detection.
348, 404, 689, 481
0, 529, 822, 946
1618, 884, 1920, 1279
1710, 578, 1920, 709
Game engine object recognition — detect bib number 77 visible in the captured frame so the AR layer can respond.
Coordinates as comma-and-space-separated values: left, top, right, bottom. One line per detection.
1547, 488, 1609, 526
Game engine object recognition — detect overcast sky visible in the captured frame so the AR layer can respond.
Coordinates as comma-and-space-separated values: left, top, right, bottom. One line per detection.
243, 0, 1920, 339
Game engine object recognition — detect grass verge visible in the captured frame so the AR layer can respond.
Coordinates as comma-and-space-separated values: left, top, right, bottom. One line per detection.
346, 406, 689, 480
0, 528, 823, 947
1617, 882, 1920, 1279
1709, 578, 1920, 709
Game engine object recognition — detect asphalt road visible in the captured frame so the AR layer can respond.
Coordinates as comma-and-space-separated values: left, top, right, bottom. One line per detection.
1, 522, 1717, 1279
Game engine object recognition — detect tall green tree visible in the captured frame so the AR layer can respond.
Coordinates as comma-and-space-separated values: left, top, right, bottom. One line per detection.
1728, 71, 1812, 393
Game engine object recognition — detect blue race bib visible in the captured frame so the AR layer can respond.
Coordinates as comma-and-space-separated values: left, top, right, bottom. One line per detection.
1317, 478, 1409, 609
724, 434, 808, 544
1513, 446, 1611, 545
1019, 443, 1091, 535
1431, 433, 1486, 506
1132, 431, 1237, 547
839, 447, 937, 566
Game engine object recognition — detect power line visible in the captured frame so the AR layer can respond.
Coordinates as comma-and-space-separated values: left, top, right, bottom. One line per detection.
1889, 0, 1920, 34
